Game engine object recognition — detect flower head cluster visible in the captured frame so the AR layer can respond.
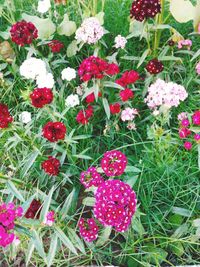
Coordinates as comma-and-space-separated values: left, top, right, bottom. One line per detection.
116, 70, 140, 88
196, 62, 200, 75
76, 106, 94, 124
25, 199, 41, 219
65, 94, 80, 108
43, 122, 66, 142
75, 17, 104, 44
130, 0, 161, 21
42, 156, 61, 176
61, 67, 76, 81
78, 56, 119, 82
86, 92, 102, 104
0, 103, 13, 128
178, 39, 192, 50
48, 40, 64, 53
145, 79, 188, 110
37, 0, 51, 13
0, 202, 23, 247
146, 58, 164, 74
120, 88, 134, 102
19, 111, 32, 124
10, 20, 38, 46
78, 218, 99, 242
121, 108, 138, 122
177, 111, 200, 150
101, 150, 127, 177
30, 88, 53, 108
94, 180, 137, 232
110, 103, 121, 114
114, 35, 127, 49
44, 211, 55, 226
80, 167, 104, 188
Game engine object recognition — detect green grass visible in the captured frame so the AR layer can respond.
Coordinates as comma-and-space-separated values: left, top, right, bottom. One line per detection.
0, 0, 200, 266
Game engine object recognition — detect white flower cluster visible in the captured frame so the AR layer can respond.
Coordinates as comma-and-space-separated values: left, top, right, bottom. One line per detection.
114, 35, 127, 49
75, 17, 104, 44
65, 94, 80, 108
20, 57, 55, 88
37, 0, 51, 14
19, 111, 32, 124
145, 79, 188, 110
61, 67, 76, 81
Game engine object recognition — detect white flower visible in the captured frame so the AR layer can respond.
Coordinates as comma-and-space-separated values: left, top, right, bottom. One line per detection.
114, 35, 127, 49
37, 0, 51, 13
61, 67, 76, 81
20, 57, 46, 80
75, 17, 104, 44
19, 111, 32, 124
36, 72, 55, 88
121, 108, 137, 122
65, 94, 80, 108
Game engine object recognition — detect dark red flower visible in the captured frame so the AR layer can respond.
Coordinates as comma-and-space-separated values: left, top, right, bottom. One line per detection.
119, 88, 134, 102
48, 40, 64, 53
30, 88, 53, 108
86, 92, 102, 104
105, 63, 120, 76
42, 156, 60, 176
25, 199, 41, 219
76, 106, 94, 125
43, 122, 66, 142
146, 58, 164, 74
10, 20, 38, 46
168, 40, 175, 46
130, 0, 161, 21
116, 70, 140, 88
0, 103, 13, 128
110, 103, 121, 114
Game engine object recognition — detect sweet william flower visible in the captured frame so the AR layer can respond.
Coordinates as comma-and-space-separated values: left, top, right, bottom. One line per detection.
80, 167, 104, 188
179, 128, 191, 139
86, 92, 102, 104
110, 103, 121, 114
42, 156, 60, 176
178, 112, 188, 121
36, 73, 55, 89
120, 88, 134, 102
48, 40, 64, 53
114, 35, 127, 49
196, 62, 200, 75
116, 70, 140, 88
10, 20, 38, 46
101, 150, 127, 177
25, 199, 41, 219
76, 106, 93, 125
192, 111, 200, 125
184, 141, 192, 150
44, 211, 55, 226
194, 134, 200, 142
78, 218, 98, 242
0, 103, 13, 128
37, 0, 51, 14
30, 88, 53, 108
146, 58, 164, 74
65, 94, 80, 108
43, 122, 66, 142
19, 111, 31, 124
20, 57, 47, 80
181, 119, 190, 127
61, 67, 76, 81
178, 39, 192, 50
130, 0, 161, 21
121, 107, 138, 122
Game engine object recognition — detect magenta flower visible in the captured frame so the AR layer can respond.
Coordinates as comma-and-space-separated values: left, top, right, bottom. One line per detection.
44, 211, 55, 226
78, 218, 98, 242
94, 180, 137, 232
184, 141, 192, 151
80, 167, 104, 188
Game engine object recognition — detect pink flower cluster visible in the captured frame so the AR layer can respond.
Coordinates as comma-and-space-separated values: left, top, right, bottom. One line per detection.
80, 167, 104, 188
178, 111, 200, 150
94, 180, 137, 232
178, 39, 192, 50
78, 218, 99, 242
196, 62, 200, 75
44, 211, 55, 226
0, 202, 23, 247
145, 79, 188, 111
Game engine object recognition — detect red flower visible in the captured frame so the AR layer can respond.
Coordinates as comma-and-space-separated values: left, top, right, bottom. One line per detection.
78, 218, 99, 242
0, 103, 13, 128
105, 63, 120, 76
116, 70, 140, 87
120, 88, 134, 102
179, 128, 191, 139
101, 150, 127, 177
146, 58, 164, 74
80, 167, 104, 188
48, 40, 64, 53
42, 156, 60, 176
76, 106, 94, 125
130, 0, 161, 21
30, 88, 53, 108
10, 20, 38, 46
25, 199, 41, 219
86, 92, 102, 104
110, 103, 121, 114
192, 110, 200, 125
43, 122, 66, 142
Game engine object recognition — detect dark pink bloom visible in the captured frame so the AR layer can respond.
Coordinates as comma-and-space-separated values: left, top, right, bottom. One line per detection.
110, 103, 121, 114
116, 70, 140, 88
119, 88, 134, 102
194, 134, 200, 142
179, 128, 191, 139
184, 141, 192, 150
181, 119, 190, 127
78, 218, 98, 242
192, 111, 200, 125
80, 167, 104, 188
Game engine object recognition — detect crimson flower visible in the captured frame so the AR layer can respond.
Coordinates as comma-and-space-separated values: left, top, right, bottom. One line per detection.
30, 88, 53, 108
42, 156, 61, 176
43, 122, 66, 142
0, 103, 13, 128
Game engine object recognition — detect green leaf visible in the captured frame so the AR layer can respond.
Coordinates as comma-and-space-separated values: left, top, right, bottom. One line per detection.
57, 14, 76, 36
137, 48, 150, 68
198, 144, 200, 170
125, 166, 141, 173
102, 98, 110, 120
47, 233, 58, 267
172, 207, 192, 217
55, 227, 77, 255
26, 241, 35, 265
103, 81, 124, 90
21, 194, 36, 214
21, 150, 39, 178
191, 49, 200, 61
169, 242, 184, 257
67, 227, 86, 254
22, 13, 56, 40
67, 40, 78, 57
82, 197, 95, 207
40, 186, 54, 222
31, 230, 46, 260
61, 187, 79, 219
96, 226, 112, 246
6, 181, 25, 202
171, 224, 189, 238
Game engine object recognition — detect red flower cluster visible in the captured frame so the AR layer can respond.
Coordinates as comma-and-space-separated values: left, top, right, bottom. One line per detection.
30, 88, 53, 108
86, 92, 102, 104
43, 122, 66, 142
192, 110, 200, 125
120, 88, 134, 102
48, 40, 64, 53
116, 70, 140, 88
10, 20, 38, 46
25, 199, 41, 219
42, 156, 61, 176
0, 103, 13, 128
146, 58, 164, 74
78, 56, 119, 82
101, 150, 127, 177
80, 167, 104, 188
76, 106, 93, 124
130, 0, 161, 21
78, 218, 99, 242
94, 180, 137, 232
110, 103, 121, 114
